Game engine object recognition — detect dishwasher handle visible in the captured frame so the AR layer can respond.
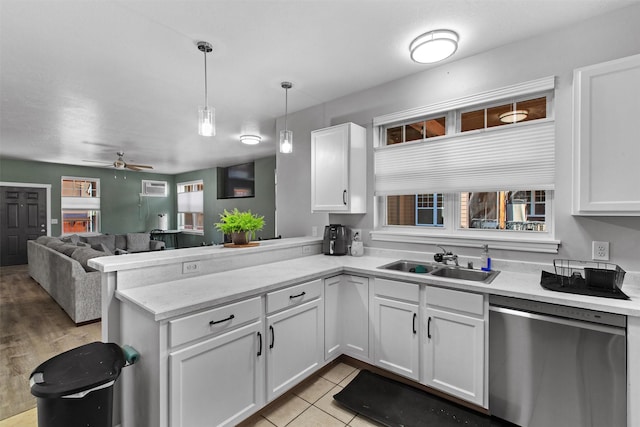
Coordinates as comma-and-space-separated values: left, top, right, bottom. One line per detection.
489, 306, 626, 336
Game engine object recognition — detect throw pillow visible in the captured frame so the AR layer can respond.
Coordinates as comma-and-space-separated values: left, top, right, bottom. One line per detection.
114, 234, 127, 251
71, 247, 107, 272
36, 236, 57, 245
58, 244, 80, 257
60, 234, 80, 244
126, 233, 150, 253
84, 235, 116, 253
91, 243, 113, 255
45, 240, 66, 250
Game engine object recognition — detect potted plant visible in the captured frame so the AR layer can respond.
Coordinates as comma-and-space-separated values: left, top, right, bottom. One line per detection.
214, 208, 265, 245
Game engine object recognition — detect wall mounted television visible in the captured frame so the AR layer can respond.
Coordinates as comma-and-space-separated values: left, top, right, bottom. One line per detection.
217, 162, 255, 199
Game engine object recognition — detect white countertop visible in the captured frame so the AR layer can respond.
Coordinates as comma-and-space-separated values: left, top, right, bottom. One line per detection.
117, 253, 640, 321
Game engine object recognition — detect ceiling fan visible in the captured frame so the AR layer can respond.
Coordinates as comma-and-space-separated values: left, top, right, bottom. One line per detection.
84, 152, 153, 171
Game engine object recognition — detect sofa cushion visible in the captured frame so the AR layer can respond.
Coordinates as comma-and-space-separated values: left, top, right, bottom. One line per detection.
60, 234, 80, 244
71, 247, 108, 272
126, 233, 150, 253
92, 243, 113, 255
58, 244, 80, 257
84, 235, 116, 253
114, 234, 127, 251
46, 239, 66, 250
36, 236, 58, 245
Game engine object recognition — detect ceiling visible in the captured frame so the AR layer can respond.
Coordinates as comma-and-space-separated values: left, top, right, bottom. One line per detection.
1, 0, 636, 175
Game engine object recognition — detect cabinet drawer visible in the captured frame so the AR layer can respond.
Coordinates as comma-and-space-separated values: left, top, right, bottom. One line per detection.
375, 278, 419, 303
426, 286, 484, 316
169, 296, 262, 348
267, 279, 322, 314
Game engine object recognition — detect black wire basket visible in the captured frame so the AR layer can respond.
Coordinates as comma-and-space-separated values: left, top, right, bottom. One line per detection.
553, 259, 625, 290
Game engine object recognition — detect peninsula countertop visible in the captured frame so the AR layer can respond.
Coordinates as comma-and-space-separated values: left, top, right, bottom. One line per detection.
116, 254, 640, 321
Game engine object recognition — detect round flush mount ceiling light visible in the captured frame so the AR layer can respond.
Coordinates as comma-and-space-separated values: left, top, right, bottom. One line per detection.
240, 134, 261, 145
409, 29, 459, 64
499, 110, 529, 123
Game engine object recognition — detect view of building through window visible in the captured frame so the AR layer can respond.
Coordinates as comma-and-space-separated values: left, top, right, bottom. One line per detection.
61, 177, 100, 234
461, 191, 546, 231
177, 180, 204, 233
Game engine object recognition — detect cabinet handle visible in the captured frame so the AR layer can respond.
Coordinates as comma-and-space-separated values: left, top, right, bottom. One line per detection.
257, 332, 262, 357
289, 291, 306, 299
342, 189, 347, 205
427, 316, 432, 339
413, 313, 417, 334
269, 325, 275, 349
209, 314, 235, 326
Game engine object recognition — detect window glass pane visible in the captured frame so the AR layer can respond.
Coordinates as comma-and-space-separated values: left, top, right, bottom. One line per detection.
426, 117, 446, 138
62, 210, 99, 233
517, 97, 547, 122
178, 212, 204, 231
61, 179, 98, 197
461, 109, 484, 132
386, 195, 415, 225
386, 126, 403, 145
387, 194, 443, 227
460, 191, 546, 231
487, 103, 514, 128
405, 121, 424, 142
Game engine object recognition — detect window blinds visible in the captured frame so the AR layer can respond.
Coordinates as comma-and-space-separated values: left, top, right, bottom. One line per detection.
374, 119, 555, 195
177, 190, 204, 213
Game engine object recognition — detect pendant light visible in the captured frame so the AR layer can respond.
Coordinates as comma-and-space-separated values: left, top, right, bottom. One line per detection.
279, 82, 293, 154
197, 41, 215, 136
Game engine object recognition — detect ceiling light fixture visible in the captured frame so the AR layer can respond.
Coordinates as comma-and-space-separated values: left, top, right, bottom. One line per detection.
240, 134, 261, 145
197, 41, 215, 136
409, 29, 459, 64
279, 82, 293, 154
499, 110, 529, 123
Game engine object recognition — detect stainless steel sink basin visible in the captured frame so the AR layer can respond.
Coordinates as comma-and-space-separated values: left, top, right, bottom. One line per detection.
430, 267, 499, 283
378, 259, 500, 284
378, 260, 439, 274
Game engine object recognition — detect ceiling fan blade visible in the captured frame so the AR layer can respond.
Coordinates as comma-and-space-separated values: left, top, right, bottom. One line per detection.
125, 165, 143, 171
126, 163, 153, 169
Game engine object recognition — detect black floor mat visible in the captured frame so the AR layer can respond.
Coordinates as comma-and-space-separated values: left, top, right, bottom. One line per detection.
333, 370, 514, 427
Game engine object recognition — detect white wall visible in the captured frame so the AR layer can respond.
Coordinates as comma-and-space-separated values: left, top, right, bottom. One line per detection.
276, 4, 640, 272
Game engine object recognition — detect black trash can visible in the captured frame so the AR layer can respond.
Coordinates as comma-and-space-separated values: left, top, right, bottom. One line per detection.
29, 342, 127, 427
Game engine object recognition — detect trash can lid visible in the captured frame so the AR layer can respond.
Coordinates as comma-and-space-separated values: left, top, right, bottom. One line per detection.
30, 342, 126, 398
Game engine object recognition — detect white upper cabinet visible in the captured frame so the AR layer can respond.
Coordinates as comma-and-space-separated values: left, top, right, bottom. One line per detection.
572, 53, 640, 215
311, 122, 367, 213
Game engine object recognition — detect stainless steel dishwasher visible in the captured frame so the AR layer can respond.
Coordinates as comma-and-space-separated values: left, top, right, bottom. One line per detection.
489, 295, 626, 427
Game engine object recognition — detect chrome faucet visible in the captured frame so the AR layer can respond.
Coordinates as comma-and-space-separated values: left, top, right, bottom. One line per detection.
434, 245, 459, 266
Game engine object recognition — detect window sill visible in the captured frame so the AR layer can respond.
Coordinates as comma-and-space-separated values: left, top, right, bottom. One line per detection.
371, 229, 560, 254
179, 230, 204, 236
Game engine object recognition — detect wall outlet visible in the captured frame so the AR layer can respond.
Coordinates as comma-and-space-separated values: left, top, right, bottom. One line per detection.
182, 261, 202, 274
302, 245, 312, 254
592, 241, 610, 261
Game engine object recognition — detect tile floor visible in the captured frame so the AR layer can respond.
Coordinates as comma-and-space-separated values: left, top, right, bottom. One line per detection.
0, 361, 381, 427
238, 361, 383, 427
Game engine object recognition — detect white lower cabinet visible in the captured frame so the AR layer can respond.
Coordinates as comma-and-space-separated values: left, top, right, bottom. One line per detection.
324, 274, 369, 361
422, 286, 487, 407
266, 279, 324, 401
373, 278, 420, 381
169, 320, 265, 427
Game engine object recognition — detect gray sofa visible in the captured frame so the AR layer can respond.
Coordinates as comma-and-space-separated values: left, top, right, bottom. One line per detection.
27, 233, 165, 324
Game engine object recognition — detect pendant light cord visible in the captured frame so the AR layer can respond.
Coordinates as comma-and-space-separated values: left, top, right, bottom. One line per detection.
284, 86, 288, 130
203, 49, 208, 109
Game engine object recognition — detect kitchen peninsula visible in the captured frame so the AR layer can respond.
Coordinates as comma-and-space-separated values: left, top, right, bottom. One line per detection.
89, 239, 640, 427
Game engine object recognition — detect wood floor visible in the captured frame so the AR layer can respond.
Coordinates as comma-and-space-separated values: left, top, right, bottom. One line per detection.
0, 265, 101, 421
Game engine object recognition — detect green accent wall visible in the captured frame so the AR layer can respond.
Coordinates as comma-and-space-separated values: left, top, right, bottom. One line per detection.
1, 156, 276, 247
0, 158, 176, 236
175, 156, 276, 247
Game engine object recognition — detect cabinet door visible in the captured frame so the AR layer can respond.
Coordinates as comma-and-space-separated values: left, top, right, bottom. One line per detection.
423, 307, 484, 406
325, 275, 370, 361
169, 320, 264, 427
311, 124, 350, 212
266, 299, 323, 401
373, 296, 419, 381
573, 53, 640, 215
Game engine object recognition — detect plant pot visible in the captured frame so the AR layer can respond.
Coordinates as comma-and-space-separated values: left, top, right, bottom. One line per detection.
230, 231, 249, 245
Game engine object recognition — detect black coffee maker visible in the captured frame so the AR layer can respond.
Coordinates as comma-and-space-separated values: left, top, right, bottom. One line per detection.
322, 224, 348, 255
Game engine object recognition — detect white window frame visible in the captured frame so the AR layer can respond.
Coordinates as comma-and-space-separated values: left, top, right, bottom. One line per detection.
60, 176, 101, 235
177, 179, 204, 235
371, 77, 560, 253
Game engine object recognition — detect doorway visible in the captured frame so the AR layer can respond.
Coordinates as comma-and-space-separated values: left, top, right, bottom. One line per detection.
0, 186, 48, 266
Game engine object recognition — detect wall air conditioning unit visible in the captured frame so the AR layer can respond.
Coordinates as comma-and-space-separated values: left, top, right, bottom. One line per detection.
141, 180, 168, 197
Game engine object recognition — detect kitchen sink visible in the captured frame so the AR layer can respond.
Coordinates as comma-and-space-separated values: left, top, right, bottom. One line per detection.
430, 267, 499, 283
378, 260, 439, 273
378, 260, 500, 284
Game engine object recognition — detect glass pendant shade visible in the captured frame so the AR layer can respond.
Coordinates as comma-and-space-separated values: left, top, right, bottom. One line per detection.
198, 106, 215, 136
280, 129, 293, 154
